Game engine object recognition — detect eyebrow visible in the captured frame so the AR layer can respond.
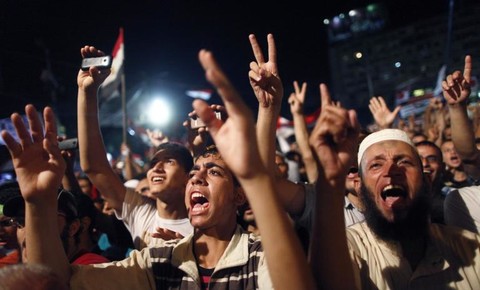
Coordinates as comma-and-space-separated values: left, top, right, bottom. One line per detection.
191, 162, 227, 172
369, 153, 414, 162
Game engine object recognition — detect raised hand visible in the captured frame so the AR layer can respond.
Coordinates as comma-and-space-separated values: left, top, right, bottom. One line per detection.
193, 50, 259, 179
1, 105, 65, 203
77, 46, 111, 93
443, 55, 472, 105
248, 34, 283, 111
310, 88, 360, 184
368, 96, 401, 129
288, 81, 307, 115
182, 104, 226, 156
194, 48, 315, 290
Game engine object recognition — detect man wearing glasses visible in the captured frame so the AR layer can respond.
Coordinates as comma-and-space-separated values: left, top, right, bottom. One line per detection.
3, 186, 109, 265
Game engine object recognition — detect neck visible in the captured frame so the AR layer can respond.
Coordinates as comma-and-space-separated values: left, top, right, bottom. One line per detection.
247, 223, 260, 235
452, 169, 468, 183
193, 224, 237, 269
400, 236, 427, 271
346, 192, 363, 211
156, 198, 188, 219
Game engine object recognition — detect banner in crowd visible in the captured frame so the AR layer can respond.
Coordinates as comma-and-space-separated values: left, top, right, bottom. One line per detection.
99, 27, 125, 105
186, 89, 213, 100
275, 108, 321, 153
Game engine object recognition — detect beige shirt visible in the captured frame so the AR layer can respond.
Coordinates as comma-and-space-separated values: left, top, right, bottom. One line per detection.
347, 222, 480, 289
71, 226, 272, 290
445, 185, 480, 233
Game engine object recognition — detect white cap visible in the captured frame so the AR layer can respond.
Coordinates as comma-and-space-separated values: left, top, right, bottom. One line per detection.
124, 179, 139, 189
358, 129, 416, 166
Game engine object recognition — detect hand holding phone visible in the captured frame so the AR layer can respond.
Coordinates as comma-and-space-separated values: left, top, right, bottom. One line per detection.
59, 138, 78, 150
190, 111, 222, 129
81, 56, 112, 71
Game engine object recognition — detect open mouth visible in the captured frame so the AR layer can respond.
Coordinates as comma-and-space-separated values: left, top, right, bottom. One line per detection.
381, 184, 407, 200
191, 192, 210, 213
152, 176, 165, 183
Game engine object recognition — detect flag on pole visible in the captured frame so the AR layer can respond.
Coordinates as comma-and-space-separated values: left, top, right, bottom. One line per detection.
99, 28, 125, 105
433, 64, 447, 97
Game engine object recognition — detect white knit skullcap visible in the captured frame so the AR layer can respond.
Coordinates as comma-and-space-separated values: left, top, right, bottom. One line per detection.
358, 129, 416, 166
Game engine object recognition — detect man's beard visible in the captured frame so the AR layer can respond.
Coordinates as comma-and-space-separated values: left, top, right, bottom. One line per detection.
360, 179, 431, 242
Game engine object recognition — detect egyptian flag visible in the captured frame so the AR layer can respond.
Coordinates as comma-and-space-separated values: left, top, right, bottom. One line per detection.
99, 28, 125, 105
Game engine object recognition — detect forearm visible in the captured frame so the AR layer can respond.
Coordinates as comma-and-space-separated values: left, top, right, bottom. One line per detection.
62, 169, 82, 195
239, 172, 315, 290
77, 88, 125, 209
309, 174, 356, 290
449, 104, 479, 161
256, 107, 279, 174
292, 113, 318, 182
77, 88, 111, 173
124, 154, 143, 180
26, 202, 71, 286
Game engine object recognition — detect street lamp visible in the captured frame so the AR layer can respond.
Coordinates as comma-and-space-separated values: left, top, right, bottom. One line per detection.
146, 98, 171, 126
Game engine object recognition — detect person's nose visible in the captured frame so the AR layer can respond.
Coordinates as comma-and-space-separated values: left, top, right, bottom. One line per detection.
421, 157, 430, 169
151, 161, 165, 172
190, 169, 207, 185
385, 161, 404, 177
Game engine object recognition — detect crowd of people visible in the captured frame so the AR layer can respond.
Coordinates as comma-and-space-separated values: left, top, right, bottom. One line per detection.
0, 33, 479, 289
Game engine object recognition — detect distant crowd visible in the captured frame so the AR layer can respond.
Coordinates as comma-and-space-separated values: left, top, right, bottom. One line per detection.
0, 35, 479, 290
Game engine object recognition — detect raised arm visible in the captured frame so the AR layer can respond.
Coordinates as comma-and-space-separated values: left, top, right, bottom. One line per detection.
249, 34, 283, 173
195, 49, 315, 290
288, 81, 318, 183
442, 55, 480, 164
77, 46, 126, 212
1, 105, 71, 286
249, 34, 307, 216
60, 143, 83, 195
308, 91, 360, 289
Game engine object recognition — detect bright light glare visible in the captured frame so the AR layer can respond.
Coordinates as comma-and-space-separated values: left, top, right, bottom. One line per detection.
147, 98, 171, 126
355, 52, 363, 59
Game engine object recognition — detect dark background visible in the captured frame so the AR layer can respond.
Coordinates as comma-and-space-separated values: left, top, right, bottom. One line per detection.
0, 0, 455, 157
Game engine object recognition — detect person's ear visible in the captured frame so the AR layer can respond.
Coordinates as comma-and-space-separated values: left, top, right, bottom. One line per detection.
68, 219, 81, 237
354, 177, 362, 196
234, 187, 247, 207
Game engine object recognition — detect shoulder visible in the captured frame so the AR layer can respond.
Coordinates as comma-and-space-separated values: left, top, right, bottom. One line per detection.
429, 223, 480, 262
430, 223, 480, 241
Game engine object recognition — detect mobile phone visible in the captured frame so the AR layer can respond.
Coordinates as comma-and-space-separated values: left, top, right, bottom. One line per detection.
190, 112, 222, 129
59, 138, 78, 150
81, 56, 112, 71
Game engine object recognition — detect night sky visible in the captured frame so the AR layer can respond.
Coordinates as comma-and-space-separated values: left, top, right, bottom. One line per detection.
0, 0, 452, 147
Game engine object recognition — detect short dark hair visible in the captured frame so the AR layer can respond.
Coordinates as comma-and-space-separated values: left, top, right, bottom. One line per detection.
150, 142, 194, 173
194, 145, 240, 187
415, 140, 443, 161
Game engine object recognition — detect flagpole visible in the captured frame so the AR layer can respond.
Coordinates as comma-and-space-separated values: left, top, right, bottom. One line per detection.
121, 72, 127, 144
120, 27, 127, 145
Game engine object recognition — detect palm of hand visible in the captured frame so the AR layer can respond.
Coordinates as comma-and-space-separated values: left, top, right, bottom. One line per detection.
14, 143, 65, 202
373, 107, 394, 127
212, 118, 257, 180
251, 63, 283, 108
444, 78, 470, 104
